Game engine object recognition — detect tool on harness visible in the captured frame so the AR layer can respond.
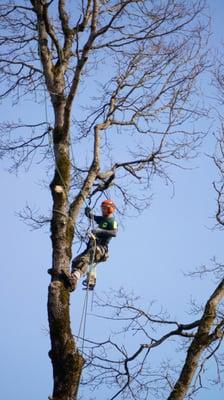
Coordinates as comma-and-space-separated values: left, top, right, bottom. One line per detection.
82, 263, 97, 291
82, 231, 97, 290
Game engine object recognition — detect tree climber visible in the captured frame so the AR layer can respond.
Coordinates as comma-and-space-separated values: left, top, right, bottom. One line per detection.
64, 199, 118, 291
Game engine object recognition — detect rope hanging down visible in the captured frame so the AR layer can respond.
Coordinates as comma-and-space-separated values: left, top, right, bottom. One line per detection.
78, 282, 95, 354
76, 235, 97, 352
77, 287, 90, 354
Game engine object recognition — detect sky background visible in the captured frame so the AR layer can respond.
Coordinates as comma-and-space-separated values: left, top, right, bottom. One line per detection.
1, 1, 224, 399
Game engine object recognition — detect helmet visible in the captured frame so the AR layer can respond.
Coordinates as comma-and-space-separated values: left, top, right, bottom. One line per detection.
101, 199, 116, 214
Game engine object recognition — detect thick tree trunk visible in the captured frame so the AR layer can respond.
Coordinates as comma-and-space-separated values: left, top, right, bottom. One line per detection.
48, 187, 85, 399
48, 210, 85, 399
47, 107, 85, 399
48, 281, 84, 400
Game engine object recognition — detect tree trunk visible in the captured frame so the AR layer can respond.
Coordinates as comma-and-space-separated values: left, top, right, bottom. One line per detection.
48, 281, 85, 400
48, 113, 85, 399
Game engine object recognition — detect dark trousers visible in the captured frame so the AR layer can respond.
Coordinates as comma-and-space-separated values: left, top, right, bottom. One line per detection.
71, 241, 109, 277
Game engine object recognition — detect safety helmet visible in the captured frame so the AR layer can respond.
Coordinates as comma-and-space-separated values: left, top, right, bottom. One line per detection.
101, 199, 116, 214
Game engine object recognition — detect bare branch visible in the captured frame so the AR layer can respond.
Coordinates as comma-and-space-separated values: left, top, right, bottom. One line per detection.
167, 279, 224, 400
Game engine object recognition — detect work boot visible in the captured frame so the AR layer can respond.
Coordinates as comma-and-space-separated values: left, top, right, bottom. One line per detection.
61, 269, 78, 292
47, 268, 58, 276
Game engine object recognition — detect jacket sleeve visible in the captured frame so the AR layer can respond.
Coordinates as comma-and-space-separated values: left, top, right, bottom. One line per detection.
92, 228, 117, 238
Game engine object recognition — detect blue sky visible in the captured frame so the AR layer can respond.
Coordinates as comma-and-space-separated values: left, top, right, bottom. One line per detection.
1, 1, 224, 399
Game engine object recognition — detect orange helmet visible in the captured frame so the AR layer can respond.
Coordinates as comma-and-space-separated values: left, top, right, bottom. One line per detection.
101, 199, 116, 214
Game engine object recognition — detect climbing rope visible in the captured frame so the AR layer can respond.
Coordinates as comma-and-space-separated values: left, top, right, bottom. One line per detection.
76, 235, 97, 353
77, 287, 90, 354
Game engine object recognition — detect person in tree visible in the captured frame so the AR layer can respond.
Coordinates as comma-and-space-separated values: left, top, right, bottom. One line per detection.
64, 199, 118, 291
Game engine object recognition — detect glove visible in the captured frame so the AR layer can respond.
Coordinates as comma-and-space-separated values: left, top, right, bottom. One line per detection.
85, 207, 93, 219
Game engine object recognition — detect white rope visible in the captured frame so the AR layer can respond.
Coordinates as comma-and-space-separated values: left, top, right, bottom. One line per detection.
77, 288, 90, 354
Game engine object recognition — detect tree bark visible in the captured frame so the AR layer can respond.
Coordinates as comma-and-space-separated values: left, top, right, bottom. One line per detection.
48, 281, 84, 400
48, 98, 85, 398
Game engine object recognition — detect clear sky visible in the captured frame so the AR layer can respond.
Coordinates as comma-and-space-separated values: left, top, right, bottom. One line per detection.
1, 1, 224, 399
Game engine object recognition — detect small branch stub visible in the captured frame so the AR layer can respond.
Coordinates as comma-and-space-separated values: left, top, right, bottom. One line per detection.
54, 185, 64, 194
